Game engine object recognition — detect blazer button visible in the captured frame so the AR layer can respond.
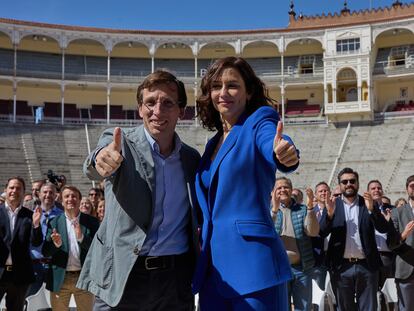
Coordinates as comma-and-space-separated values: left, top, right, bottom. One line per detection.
133, 247, 140, 255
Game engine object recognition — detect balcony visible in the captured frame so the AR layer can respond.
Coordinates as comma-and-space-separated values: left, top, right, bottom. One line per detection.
325, 101, 370, 114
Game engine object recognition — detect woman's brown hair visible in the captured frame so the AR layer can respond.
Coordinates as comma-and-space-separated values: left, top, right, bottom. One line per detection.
196, 57, 277, 131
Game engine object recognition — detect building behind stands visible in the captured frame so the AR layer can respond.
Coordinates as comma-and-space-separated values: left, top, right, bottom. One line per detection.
0, 2, 413, 199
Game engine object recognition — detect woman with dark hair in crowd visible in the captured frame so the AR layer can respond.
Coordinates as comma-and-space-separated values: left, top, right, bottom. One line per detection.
193, 56, 300, 310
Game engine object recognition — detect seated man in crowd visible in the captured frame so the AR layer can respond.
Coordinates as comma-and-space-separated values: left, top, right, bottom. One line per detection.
42, 185, 99, 311
271, 177, 319, 311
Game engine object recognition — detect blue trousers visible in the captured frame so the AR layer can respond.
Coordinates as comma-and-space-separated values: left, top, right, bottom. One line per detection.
331, 260, 378, 311
288, 266, 313, 311
199, 275, 288, 311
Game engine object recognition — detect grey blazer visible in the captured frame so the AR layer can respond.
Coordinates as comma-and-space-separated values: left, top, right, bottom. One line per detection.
76, 125, 200, 307
389, 203, 414, 280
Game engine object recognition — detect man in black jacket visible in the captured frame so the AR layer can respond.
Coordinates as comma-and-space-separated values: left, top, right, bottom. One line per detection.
0, 176, 43, 311
320, 168, 389, 311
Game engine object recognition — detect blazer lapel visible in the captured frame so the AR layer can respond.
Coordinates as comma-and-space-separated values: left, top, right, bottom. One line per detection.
0, 207, 12, 245
58, 214, 69, 254
11, 208, 24, 242
358, 196, 365, 229
209, 125, 240, 185
126, 125, 156, 193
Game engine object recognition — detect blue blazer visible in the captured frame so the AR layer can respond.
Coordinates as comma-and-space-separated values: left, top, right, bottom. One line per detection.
193, 106, 297, 298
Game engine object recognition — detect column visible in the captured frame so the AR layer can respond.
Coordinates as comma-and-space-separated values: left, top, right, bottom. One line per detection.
281, 84, 285, 124
61, 48, 65, 125
194, 56, 198, 124
12, 43, 17, 123
280, 52, 285, 123
107, 51, 111, 125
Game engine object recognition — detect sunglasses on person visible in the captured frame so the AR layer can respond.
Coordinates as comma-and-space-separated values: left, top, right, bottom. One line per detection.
340, 179, 357, 185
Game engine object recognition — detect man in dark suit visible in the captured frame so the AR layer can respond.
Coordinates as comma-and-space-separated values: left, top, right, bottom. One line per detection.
388, 175, 414, 311
77, 70, 200, 310
42, 185, 99, 311
320, 168, 389, 311
311, 181, 331, 290
0, 176, 43, 311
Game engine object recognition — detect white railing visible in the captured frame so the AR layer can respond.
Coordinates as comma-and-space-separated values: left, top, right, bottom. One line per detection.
325, 101, 370, 114
328, 122, 351, 187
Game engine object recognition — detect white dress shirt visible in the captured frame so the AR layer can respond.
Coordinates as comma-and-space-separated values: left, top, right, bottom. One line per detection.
343, 196, 365, 259
5, 203, 22, 265
65, 213, 82, 271
374, 203, 391, 252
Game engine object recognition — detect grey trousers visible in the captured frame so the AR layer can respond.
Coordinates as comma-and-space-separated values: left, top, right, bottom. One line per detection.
396, 272, 414, 311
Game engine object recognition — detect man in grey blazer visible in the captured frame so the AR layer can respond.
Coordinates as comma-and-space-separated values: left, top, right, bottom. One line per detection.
389, 175, 414, 311
77, 70, 200, 310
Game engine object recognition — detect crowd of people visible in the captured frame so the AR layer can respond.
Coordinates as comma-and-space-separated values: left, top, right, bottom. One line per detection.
272, 171, 414, 311
0, 56, 413, 311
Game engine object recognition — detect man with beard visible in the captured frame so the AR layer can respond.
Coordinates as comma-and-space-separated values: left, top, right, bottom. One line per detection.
319, 168, 389, 311
388, 175, 414, 311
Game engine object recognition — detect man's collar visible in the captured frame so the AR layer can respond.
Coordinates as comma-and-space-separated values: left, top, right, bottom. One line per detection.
143, 127, 182, 157
5, 202, 22, 214
65, 210, 81, 221
341, 195, 358, 207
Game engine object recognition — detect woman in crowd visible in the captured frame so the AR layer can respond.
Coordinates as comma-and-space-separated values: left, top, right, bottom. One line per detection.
80, 197, 94, 215
193, 56, 299, 310
394, 197, 407, 209
97, 199, 105, 222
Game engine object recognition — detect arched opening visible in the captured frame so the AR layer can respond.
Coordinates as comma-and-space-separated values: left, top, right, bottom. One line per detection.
242, 41, 280, 76
336, 68, 357, 103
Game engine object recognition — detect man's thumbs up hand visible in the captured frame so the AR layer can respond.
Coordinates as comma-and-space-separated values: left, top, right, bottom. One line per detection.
273, 121, 299, 168
95, 127, 124, 177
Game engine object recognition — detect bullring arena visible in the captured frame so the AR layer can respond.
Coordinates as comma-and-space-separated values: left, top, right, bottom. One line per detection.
1, 1, 414, 201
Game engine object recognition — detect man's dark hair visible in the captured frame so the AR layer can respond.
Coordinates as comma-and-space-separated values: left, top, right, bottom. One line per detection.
89, 187, 103, 197
337, 167, 359, 184
136, 70, 187, 108
315, 181, 330, 192
367, 179, 382, 191
7, 176, 26, 191
382, 196, 391, 204
61, 185, 82, 200
406, 175, 414, 189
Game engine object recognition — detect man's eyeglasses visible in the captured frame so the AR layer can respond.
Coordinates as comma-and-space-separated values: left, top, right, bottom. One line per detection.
142, 100, 179, 112
89, 193, 98, 197
340, 179, 357, 185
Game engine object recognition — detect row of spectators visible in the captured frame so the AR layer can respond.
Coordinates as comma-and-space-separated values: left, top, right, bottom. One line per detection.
0, 169, 413, 311
0, 177, 105, 310
271, 168, 414, 311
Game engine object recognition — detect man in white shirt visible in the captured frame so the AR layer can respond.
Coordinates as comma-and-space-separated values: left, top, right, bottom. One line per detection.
0, 176, 43, 311
42, 185, 99, 311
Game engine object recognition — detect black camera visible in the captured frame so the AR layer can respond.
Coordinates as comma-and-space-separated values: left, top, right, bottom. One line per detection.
46, 170, 66, 190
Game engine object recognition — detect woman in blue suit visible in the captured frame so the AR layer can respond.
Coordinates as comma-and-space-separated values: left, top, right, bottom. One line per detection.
193, 57, 300, 310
